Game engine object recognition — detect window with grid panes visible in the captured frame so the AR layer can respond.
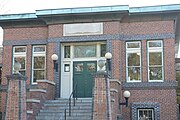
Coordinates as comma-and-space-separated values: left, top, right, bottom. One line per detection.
13, 46, 26, 75
32, 45, 46, 83
147, 40, 163, 82
126, 41, 141, 82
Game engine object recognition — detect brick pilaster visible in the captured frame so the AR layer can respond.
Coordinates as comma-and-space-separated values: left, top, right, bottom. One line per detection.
92, 72, 111, 120
4, 74, 27, 120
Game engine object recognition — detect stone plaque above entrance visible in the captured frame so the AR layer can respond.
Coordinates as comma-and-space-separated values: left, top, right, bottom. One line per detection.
63, 23, 103, 36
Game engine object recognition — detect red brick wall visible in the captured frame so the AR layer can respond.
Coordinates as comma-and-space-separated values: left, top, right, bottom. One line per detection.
5, 79, 27, 120
0, 92, 6, 119
141, 40, 148, 81
2, 46, 12, 85
104, 22, 120, 34
110, 40, 127, 80
120, 21, 174, 35
46, 43, 55, 81
103, 21, 174, 35
93, 74, 109, 120
48, 24, 63, 38
0, 47, 3, 64
164, 39, 176, 81
26, 45, 32, 85
110, 80, 121, 120
111, 40, 121, 79
4, 27, 48, 40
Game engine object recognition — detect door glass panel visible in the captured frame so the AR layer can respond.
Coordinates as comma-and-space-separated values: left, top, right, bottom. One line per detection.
75, 63, 83, 72
87, 63, 96, 71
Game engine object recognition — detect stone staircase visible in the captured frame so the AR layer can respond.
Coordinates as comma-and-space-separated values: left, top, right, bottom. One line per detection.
36, 98, 92, 120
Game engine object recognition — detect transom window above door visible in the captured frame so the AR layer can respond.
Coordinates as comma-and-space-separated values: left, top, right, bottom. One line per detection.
74, 45, 96, 58
63, 43, 106, 59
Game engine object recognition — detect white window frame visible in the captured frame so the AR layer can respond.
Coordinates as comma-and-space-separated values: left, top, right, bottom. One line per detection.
147, 40, 164, 82
12, 46, 27, 75
126, 41, 141, 82
138, 109, 154, 120
32, 45, 46, 84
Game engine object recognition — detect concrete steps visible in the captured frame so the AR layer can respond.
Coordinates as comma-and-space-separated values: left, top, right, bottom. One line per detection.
36, 98, 92, 120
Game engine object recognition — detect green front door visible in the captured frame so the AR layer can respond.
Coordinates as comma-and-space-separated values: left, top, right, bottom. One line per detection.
73, 61, 97, 98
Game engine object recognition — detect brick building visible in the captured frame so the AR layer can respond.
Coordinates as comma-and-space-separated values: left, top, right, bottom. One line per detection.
0, 4, 179, 120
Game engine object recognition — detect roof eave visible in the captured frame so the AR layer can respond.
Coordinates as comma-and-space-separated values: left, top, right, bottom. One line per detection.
35, 5, 129, 16
130, 4, 180, 14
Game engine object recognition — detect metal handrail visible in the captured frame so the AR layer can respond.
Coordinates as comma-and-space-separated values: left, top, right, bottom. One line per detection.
63, 83, 77, 120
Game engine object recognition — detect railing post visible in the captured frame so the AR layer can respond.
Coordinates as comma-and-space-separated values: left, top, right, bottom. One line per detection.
69, 98, 71, 116
64, 109, 66, 120
76, 84, 78, 100
73, 91, 75, 106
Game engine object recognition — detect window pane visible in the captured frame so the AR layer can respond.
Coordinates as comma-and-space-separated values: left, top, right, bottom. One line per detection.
128, 53, 140, 66
128, 67, 140, 81
15, 47, 26, 53
149, 67, 162, 80
149, 41, 161, 47
14, 57, 25, 69
149, 52, 162, 65
34, 56, 45, 69
33, 70, 45, 82
74, 45, 96, 58
75, 63, 83, 72
64, 46, 70, 58
34, 46, 45, 52
127, 42, 140, 48
138, 109, 154, 120
101, 44, 106, 57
